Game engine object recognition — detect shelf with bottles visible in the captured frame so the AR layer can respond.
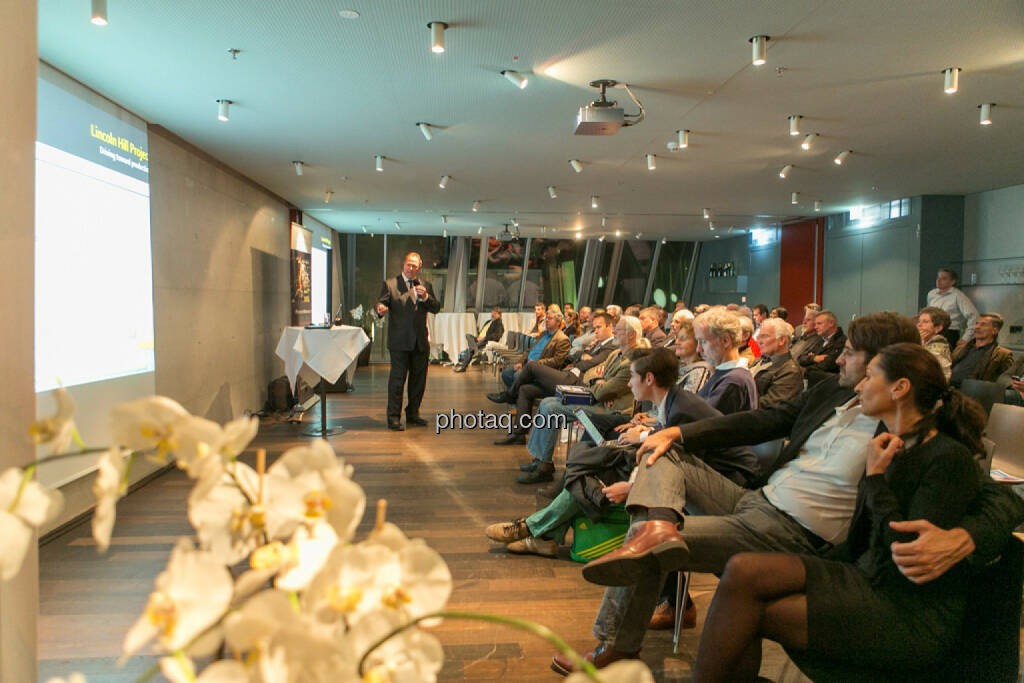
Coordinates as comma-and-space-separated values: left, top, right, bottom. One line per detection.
952, 256, 1024, 287
707, 261, 738, 279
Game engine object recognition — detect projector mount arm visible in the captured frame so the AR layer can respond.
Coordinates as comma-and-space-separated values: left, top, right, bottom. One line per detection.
588, 79, 645, 127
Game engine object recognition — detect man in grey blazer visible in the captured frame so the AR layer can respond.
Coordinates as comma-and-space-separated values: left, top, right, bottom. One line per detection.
375, 252, 441, 430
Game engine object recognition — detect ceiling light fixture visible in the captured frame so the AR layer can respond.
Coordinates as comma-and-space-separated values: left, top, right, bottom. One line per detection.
394, 222, 401, 230
513, 217, 519, 228
749, 35, 769, 65
339, 9, 360, 19
443, 228, 448, 238
615, 230, 622, 238
668, 129, 690, 151
661, 238, 667, 245
501, 70, 528, 89
548, 186, 557, 199
646, 153, 656, 171
439, 175, 450, 189
569, 159, 583, 173
417, 122, 434, 141
801, 133, 816, 150
576, 231, 582, 240
374, 155, 383, 172
814, 200, 822, 212
702, 208, 711, 220
361, 226, 367, 233
834, 150, 851, 165
635, 232, 642, 239
472, 200, 480, 212
598, 235, 606, 242
788, 115, 802, 136
293, 161, 304, 176
791, 191, 800, 205
709, 221, 715, 231
943, 67, 961, 94
477, 226, 483, 234
427, 21, 448, 54
324, 190, 333, 203
591, 195, 599, 209
979, 103, 994, 125
441, 215, 448, 224
91, 0, 108, 25
779, 164, 793, 178
216, 99, 232, 121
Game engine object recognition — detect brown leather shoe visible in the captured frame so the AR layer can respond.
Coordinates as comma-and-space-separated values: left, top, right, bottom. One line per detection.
581, 520, 689, 586
550, 643, 640, 677
648, 595, 697, 630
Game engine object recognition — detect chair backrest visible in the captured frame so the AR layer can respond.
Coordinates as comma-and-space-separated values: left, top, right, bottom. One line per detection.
750, 438, 786, 481
985, 403, 1024, 475
960, 378, 1005, 415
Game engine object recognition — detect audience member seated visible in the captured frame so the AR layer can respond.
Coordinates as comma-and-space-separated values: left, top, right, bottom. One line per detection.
797, 310, 846, 386
564, 310, 581, 337
453, 307, 504, 373
770, 306, 788, 321
998, 355, 1024, 406
691, 344, 990, 682
528, 302, 547, 336
917, 305, 952, 379
574, 305, 621, 352
488, 313, 617, 448
674, 318, 711, 394
737, 314, 760, 364
692, 307, 758, 415
950, 312, 1014, 386
790, 303, 821, 358
578, 306, 592, 334
693, 304, 710, 315
515, 316, 646, 482
752, 304, 769, 331
498, 309, 570, 389
639, 306, 668, 346
624, 305, 641, 318
749, 318, 804, 408
486, 347, 758, 561
927, 268, 979, 348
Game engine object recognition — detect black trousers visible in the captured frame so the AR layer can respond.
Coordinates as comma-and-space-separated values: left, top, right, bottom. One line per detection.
510, 361, 578, 426
387, 348, 429, 421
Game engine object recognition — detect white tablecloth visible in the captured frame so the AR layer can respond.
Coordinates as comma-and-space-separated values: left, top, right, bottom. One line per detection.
427, 312, 478, 359
275, 326, 370, 391
483, 312, 539, 337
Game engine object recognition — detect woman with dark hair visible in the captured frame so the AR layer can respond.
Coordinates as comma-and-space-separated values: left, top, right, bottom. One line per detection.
563, 310, 580, 337
692, 342, 987, 682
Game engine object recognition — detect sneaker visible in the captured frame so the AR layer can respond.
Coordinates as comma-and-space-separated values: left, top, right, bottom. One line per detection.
507, 536, 558, 557
485, 518, 530, 543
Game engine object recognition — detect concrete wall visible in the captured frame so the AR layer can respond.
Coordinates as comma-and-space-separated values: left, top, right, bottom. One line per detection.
0, 0, 38, 678
690, 235, 750, 307
747, 241, 781, 313
148, 128, 292, 421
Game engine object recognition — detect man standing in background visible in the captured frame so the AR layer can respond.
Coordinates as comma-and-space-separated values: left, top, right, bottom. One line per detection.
926, 268, 978, 347
376, 252, 441, 431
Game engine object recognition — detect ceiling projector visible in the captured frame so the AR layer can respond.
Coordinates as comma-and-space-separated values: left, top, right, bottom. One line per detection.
574, 79, 644, 135
496, 224, 519, 242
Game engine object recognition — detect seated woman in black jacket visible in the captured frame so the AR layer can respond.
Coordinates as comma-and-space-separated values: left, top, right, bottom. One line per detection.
692, 342, 988, 682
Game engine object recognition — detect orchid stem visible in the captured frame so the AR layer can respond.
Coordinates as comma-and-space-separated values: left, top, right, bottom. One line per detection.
356, 610, 602, 681
8, 464, 38, 512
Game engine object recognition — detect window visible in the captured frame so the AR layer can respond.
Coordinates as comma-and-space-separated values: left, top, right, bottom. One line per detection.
522, 237, 584, 309
471, 237, 527, 309
615, 240, 657, 306
649, 241, 696, 309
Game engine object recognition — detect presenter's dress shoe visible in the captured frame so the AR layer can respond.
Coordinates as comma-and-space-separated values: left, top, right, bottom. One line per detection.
387, 421, 405, 431
516, 464, 554, 484
519, 459, 540, 472
452, 365, 467, 373
486, 391, 514, 404
407, 415, 427, 427
507, 536, 558, 557
550, 643, 640, 677
485, 518, 530, 543
581, 520, 689, 586
493, 432, 526, 445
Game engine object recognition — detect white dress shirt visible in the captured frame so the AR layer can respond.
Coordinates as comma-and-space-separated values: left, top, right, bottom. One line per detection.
762, 397, 877, 544
926, 286, 979, 342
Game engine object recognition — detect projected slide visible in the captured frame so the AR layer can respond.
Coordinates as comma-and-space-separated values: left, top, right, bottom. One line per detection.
35, 77, 155, 392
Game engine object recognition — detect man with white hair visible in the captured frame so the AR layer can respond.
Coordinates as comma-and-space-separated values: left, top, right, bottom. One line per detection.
690, 308, 758, 415
749, 317, 804, 408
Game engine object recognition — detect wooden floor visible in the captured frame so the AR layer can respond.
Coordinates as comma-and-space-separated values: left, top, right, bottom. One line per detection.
38, 363, 799, 682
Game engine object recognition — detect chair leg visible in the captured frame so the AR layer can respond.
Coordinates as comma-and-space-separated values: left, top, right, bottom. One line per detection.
673, 570, 692, 653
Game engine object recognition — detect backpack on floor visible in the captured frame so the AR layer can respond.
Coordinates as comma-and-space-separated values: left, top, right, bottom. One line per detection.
569, 503, 630, 563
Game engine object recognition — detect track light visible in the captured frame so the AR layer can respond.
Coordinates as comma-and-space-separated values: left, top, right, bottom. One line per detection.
834, 150, 851, 165
943, 67, 960, 94
417, 122, 434, 141
513, 217, 519, 228
324, 190, 333, 203
427, 21, 448, 54
598, 235, 606, 242
702, 208, 711, 220
472, 200, 480, 212
779, 164, 793, 179
575, 231, 582, 240
814, 200, 822, 212
591, 195, 599, 209
661, 238, 667, 245
548, 186, 558, 199
979, 103, 994, 125
216, 99, 232, 121
477, 226, 483, 234
501, 70, 528, 89
361, 226, 367, 233
615, 230, 622, 238
709, 222, 715, 231
293, 161, 304, 176
749, 35, 769, 66
646, 153, 656, 171
791, 192, 800, 205
601, 216, 607, 227
441, 215, 448, 224
394, 222, 401, 230
374, 155, 383, 172
801, 133, 816, 150
635, 232, 642, 239
569, 159, 583, 173
443, 228, 448, 238
439, 175, 450, 189
668, 128, 690, 151
91, 0, 108, 25
788, 115, 802, 136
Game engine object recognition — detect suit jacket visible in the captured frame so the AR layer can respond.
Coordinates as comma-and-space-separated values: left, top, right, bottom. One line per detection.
797, 327, 846, 373
750, 353, 805, 409
569, 336, 616, 375
584, 348, 636, 413
645, 326, 668, 346
518, 329, 570, 369
377, 276, 441, 352
790, 332, 821, 362
951, 340, 1015, 383
478, 317, 504, 343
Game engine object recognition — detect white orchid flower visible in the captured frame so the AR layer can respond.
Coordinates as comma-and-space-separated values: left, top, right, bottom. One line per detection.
91, 448, 129, 552
173, 416, 225, 478
219, 416, 259, 460
187, 462, 263, 566
275, 520, 339, 592
0, 467, 64, 580
345, 610, 443, 683
123, 539, 232, 658
163, 658, 249, 683
30, 387, 78, 455
44, 675, 87, 683
567, 659, 655, 682
110, 396, 189, 459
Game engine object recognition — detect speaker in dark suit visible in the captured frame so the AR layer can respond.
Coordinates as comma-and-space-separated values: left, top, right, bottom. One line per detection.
375, 252, 441, 430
